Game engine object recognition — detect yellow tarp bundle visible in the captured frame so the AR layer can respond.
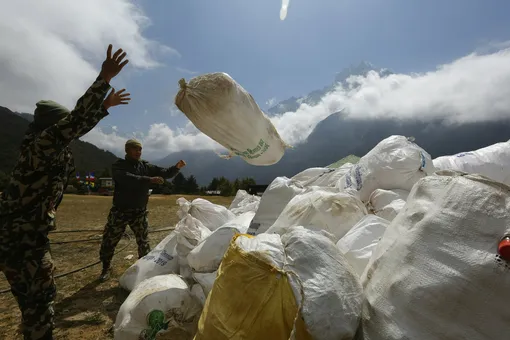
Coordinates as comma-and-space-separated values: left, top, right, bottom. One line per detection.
194, 234, 312, 340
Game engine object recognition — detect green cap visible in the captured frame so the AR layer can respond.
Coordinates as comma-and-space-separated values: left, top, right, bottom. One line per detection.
33, 100, 70, 130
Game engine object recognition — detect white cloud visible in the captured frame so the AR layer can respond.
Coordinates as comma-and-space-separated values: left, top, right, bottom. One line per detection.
271, 48, 510, 145
81, 122, 219, 160
266, 97, 277, 107
176, 67, 198, 75
86, 47, 510, 159
0, 0, 176, 113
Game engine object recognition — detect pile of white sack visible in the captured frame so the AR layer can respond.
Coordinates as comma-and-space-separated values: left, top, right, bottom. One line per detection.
115, 135, 510, 340
115, 196, 257, 339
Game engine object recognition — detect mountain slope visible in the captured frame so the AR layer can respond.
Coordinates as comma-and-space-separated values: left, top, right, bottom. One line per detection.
0, 106, 120, 176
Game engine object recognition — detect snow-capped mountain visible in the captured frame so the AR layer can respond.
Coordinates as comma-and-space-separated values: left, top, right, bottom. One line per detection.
266, 61, 392, 116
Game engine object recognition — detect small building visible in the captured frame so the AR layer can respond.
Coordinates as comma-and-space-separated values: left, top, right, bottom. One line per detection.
98, 177, 114, 196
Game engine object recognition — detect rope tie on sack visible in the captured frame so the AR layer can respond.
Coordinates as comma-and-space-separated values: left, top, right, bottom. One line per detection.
286, 270, 306, 340
178, 78, 187, 90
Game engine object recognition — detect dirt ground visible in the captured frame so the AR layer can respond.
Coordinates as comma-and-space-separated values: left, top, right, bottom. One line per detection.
0, 194, 233, 340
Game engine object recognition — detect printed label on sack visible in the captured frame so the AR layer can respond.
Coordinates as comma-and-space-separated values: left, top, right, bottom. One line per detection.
420, 152, 426, 170
141, 249, 174, 267
344, 165, 364, 191
231, 139, 270, 159
455, 152, 474, 158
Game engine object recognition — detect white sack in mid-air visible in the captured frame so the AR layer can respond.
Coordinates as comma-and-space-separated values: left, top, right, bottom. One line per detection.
175, 73, 288, 166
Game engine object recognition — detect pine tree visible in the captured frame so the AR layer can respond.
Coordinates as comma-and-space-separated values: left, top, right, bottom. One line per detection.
172, 172, 187, 194
208, 177, 220, 191
185, 175, 199, 194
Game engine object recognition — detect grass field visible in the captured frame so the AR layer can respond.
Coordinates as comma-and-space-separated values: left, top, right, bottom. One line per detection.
0, 194, 233, 340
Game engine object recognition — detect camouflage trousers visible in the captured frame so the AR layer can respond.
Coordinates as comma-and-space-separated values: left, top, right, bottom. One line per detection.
99, 207, 151, 266
0, 215, 56, 340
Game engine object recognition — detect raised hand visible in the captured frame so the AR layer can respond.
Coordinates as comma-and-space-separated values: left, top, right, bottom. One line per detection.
103, 88, 131, 109
176, 160, 186, 169
100, 44, 129, 83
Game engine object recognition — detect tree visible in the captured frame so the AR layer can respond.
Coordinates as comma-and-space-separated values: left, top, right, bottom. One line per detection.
185, 175, 199, 194
100, 167, 111, 178
208, 177, 220, 191
171, 172, 187, 194
232, 178, 241, 193
218, 177, 233, 196
240, 177, 256, 190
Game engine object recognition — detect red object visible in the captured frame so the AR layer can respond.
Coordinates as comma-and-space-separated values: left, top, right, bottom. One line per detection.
498, 237, 510, 260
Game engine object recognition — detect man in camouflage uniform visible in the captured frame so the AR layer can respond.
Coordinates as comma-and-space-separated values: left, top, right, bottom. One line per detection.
98, 140, 186, 281
0, 45, 131, 340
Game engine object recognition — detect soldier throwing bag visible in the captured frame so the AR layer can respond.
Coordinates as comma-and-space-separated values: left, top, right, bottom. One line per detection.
98, 139, 185, 281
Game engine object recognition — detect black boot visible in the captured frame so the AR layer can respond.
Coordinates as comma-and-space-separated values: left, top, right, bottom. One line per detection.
99, 262, 112, 282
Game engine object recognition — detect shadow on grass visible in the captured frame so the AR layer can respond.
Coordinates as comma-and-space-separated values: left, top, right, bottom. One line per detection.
54, 279, 129, 331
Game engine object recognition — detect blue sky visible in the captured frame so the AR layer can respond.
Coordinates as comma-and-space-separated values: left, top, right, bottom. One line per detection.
3, 0, 510, 159
103, 0, 510, 135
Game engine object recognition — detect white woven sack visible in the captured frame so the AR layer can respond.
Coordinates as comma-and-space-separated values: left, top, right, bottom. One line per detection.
175, 73, 288, 166
114, 275, 201, 340
367, 189, 409, 222
337, 135, 435, 202
361, 171, 510, 340
266, 187, 367, 242
247, 176, 304, 235
433, 140, 510, 186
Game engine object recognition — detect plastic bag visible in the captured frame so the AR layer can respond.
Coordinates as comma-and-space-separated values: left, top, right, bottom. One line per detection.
337, 135, 435, 201
195, 230, 363, 340
292, 163, 353, 188
367, 189, 409, 222
247, 176, 304, 235
194, 233, 311, 340
361, 171, 510, 339
193, 271, 217, 297
175, 214, 212, 280
229, 191, 260, 215
266, 187, 367, 242
433, 140, 510, 186
282, 227, 363, 340
174, 73, 287, 166
336, 215, 389, 277
187, 211, 254, 273
119, 232, 179, 291
191, 283, 207, 307
177, 197, 235, 231
114, 275, 202, 340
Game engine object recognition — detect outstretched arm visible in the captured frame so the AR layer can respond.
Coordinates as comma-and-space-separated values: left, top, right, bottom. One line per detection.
35, 45, 130, 159
147, 160, 186, 179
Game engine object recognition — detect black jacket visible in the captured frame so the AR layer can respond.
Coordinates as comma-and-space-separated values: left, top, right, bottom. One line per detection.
112, 158, 179, 210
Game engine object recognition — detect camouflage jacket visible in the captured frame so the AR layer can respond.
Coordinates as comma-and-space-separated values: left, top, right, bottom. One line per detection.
112, 158, 179, 211
0, 76, 111, 230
